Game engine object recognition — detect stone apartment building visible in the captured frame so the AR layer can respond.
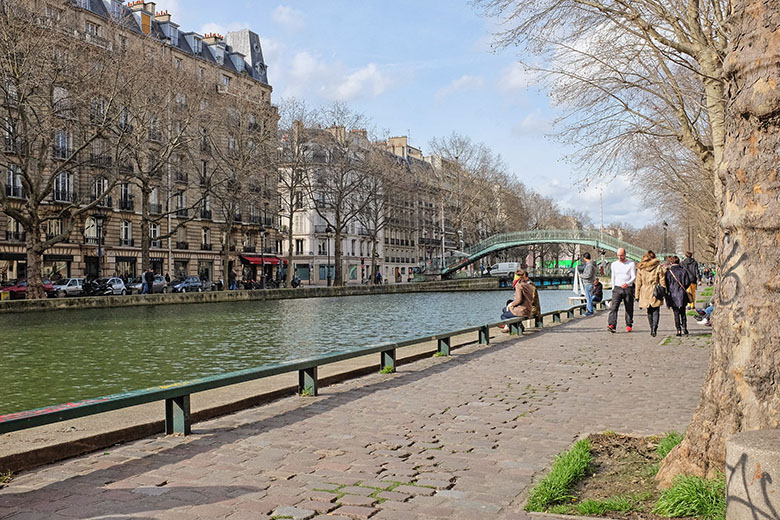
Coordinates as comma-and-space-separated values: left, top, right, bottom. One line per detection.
0, 0, 279, 285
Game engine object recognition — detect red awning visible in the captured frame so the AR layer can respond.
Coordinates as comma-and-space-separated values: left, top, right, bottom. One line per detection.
241, 255, 288, 265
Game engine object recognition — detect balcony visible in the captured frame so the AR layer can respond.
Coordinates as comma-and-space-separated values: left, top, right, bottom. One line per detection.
248, 215, 261, 224
4, 138, 27, 155
358, 227, 372, 236
119, 161, 134, 173
53, 189, 76, 203
84, 236, 102, 245
5, 231, 26, 242
175, 208, 189, 218
201, 243, 212, 251
314, 225, 332, 233
88, 153, 112, 168
151, 239, 162, 248
6, 185, 24, 198
149, 203, 162, 214
119, 198, 134, 211
119, 238, 134, 246
89, 195, 113, 208
52, 146, 73, 160
233, 213, 242, 222
174, 172, 188, 183
175, 241, 189, 250
200, 209, 212, 219
243, 245, 256, 253
46, 233, 69, 243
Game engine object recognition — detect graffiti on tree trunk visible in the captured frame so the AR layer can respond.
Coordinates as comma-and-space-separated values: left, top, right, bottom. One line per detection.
718, 232, 747, 306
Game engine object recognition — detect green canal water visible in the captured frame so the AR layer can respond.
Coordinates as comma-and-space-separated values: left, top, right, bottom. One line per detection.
0, 289, 601, 414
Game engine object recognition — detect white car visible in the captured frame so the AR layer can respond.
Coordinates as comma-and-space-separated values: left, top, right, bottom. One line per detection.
52, 277, 84, 297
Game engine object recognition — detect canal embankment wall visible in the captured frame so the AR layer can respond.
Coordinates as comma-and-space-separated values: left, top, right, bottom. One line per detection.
0, 278, 499, 314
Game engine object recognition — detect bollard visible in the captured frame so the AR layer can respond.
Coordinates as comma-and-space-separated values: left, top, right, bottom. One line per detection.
726, 430, 780, 520
509, 321, 523, 335
534, 316, 543, 328
553, 312, 561, 323
567, 309, 575, 319
479, 325, 490, 345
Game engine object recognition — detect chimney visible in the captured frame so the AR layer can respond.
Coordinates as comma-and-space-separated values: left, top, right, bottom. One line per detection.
203, 33, 224, 46
154, 10, 171, 22
144, 2, 156, 14
127, 0, 145, 11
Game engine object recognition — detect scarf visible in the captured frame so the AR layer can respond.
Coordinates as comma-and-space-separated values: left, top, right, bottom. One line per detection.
512, 274, 522, 288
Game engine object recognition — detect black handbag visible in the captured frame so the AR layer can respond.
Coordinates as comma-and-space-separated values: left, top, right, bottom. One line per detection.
653, 283, 666, 300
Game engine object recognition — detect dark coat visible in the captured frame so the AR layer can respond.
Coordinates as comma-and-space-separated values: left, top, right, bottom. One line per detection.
681, 257, 699, 282
591, 282, 603, 302
665, 265, 691, 309
144, 270, 154, 285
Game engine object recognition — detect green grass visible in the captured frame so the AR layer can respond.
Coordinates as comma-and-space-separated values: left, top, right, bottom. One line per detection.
0, 471, 11, 487
524, 438, 591, 511
653, 475, 726, 520
379, 365, 395, 374
433, 352, 447, 357
657, 432, 684, 459
577, 496, 634, 515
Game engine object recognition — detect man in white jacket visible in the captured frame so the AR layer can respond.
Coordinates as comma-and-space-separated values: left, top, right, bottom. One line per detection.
608, 248, 636, 333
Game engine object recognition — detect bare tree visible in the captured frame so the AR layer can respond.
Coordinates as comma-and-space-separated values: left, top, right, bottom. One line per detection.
0, 4, 126, 298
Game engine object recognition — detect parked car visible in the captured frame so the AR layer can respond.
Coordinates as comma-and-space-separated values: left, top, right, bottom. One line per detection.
93, 277, 127, 296
0, 279, 55, 299
487, 262, 519, 277
52, 278, 84, 297
126, 275, 168, 294
170, 276, 203, 293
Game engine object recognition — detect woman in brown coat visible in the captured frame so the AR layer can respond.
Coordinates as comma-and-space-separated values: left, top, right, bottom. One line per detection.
635, 250, 666, 337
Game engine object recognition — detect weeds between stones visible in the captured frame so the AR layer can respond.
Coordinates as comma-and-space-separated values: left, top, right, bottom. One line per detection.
524, 432, 725, 520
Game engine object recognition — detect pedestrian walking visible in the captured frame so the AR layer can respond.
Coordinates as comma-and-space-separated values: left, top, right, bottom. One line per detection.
229, 270, 237, 290
143, 268, 154, 295
635, 250, 667, 337
681, 251, 699, 309
665, 256, 692, 336
581, 252, 597, 315
607, 247, 636, 333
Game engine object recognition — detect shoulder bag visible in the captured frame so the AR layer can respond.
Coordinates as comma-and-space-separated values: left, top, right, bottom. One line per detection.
667, 268, 690, 304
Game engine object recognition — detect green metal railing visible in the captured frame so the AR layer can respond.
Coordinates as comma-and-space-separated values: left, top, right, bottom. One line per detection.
0, 299, 610, 436
439, 229, 646, 275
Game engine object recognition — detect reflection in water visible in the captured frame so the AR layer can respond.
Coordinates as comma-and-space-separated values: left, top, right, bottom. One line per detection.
0, 289, 608, 414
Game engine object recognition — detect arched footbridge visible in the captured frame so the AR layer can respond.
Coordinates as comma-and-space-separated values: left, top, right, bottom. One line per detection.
436, 229, 646, 277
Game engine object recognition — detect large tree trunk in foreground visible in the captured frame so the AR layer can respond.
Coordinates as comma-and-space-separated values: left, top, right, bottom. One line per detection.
657, 0, 780, 486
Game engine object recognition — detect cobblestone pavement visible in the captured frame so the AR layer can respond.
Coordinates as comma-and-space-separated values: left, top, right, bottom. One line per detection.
0, 312, 711, 519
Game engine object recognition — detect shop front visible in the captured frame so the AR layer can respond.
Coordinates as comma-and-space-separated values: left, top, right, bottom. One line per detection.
240, 255, 288, 284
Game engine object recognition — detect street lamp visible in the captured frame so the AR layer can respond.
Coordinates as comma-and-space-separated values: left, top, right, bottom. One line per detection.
93, 208, 106, 279
259, 204, 269, 289
663, 221, 668, 253
325, 226, 333, 286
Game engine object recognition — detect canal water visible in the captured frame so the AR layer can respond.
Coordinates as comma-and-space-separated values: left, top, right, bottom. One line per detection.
0, 288, 610, 414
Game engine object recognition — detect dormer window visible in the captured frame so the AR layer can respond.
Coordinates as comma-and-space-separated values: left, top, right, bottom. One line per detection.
222, 75, 230, 86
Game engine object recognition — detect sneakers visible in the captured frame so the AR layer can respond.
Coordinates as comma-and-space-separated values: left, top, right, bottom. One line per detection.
696, 317, 709, 325
607, 325, 616, 333
584, 311, 594, 316
626, 326, 632, 332
500, 325, 510, 333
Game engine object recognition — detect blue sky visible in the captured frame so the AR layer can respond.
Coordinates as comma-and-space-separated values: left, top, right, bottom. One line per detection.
154, 0, 654, 226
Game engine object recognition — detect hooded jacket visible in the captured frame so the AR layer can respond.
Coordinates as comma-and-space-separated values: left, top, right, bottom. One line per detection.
635, 258, 666, 308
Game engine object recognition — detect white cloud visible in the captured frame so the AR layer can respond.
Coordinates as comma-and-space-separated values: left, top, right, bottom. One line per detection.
435, 75, 485, 100
326, 63, 391, 102
511, 109, 552, 135
499, 62, 542, 91
272, 5, 305, 29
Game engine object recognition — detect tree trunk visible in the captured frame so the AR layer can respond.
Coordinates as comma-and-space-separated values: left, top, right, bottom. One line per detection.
333, 231, 343, 286
657, 0, 780, 486
25, 232, 46, 300
285, 212, 294, 288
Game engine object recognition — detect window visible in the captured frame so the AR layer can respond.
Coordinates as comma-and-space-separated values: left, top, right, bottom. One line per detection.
6, 165, 21, 197
202, 227, 210, 245
175, 191, 186, 210
54, 171, 72, 201
295, 239, 304, 255
120, 182, 131, 201
148, 117, 161, 142
92, 177, 109, 201
222, 75, 230, 86
149, 222, 159, 239
84, 217, 97, 239
53, 130, 72, 158
175, 92, 186, 107
351, 239, 356, 256
174, 57, 182, 69
121, 220, 132, 240
45, 6, 63, 20
85, 21, 101, 38
177, 226, 186, 242
318, 240, 327, 256
118, 35, 128, 51
199, 67, 205, 80
53, 86, 72, 116
46, 219, 62, 238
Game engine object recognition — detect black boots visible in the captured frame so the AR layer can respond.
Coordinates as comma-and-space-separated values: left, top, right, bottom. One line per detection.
683, 327, 689, 335
676, 329, 682, 337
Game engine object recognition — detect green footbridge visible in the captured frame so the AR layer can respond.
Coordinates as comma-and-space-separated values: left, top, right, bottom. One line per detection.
437, 229, 646, 277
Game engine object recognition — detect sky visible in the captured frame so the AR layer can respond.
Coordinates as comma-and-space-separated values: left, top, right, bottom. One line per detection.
152, 0, 656, 227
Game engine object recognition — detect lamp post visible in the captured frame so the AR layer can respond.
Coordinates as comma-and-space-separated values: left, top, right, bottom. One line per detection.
93, 209, 106, 279
326, 226, 333, 286
259, 225, 266, 289
663, 221, 668, 253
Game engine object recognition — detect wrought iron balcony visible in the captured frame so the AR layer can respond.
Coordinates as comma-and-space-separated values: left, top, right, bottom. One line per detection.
119, 198, 134, 211
201, 243, 212, 251
5, 231, 26, 242
88, 153, 112, 168
174, 172, 188, 183
53, 189, 76, 203
175, 241, 189, 250
248, 215, 262, 224
52, 146, 73, 160
149, 203, 162, 214
84, 236, 102, 245
119, 238, 134, 246
89, 195, 113, 208
243, 245, 256, 253
151, 239, 163, 248
6, 185, 24, 198
175, 208, 189, 218
200, 209, 212, 219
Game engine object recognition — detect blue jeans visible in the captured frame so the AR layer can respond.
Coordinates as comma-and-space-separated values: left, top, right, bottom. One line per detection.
584, 283, 595, 313
141, 282, 148, 294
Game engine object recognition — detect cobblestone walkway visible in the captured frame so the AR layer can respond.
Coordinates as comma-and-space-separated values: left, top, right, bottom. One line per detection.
0, 313, 711, 519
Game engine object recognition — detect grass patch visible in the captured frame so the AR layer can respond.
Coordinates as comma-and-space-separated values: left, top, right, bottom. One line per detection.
0, 471, 11, 488
657, 431, 684, 459
577, 495, 634, 515
433, 351, 447, 357
379, 365, 395, 374
653, 475, 726, 520
700, 287, 713, 297
662, 336, 675, 345
524, 438, 591, 511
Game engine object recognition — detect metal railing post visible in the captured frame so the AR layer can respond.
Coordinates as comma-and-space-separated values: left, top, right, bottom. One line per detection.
479, 325, 490, 344
437, 337, 451, 356
298, 367, 318, 396
553, 312, 561, 323
534, 317, 543, 328
509, 321, 523, 335
380, 349, 396, 372
165, 395, 191, 435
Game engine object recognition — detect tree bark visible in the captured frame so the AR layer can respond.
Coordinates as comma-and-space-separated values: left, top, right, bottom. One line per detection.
657, 0, 780, 486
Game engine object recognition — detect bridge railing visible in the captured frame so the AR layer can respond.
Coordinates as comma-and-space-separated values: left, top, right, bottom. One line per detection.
441, 229, 646, 270
0, 299, 609, 437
